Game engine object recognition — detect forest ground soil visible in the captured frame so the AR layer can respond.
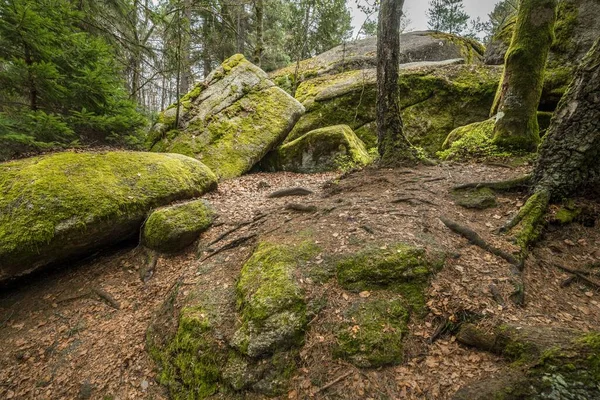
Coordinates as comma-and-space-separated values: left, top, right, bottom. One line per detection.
1, 163, 600, 399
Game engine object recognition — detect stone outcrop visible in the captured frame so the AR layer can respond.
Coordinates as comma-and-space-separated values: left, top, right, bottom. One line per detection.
260, 124, 371, 173
281, 63, 501, 155
148, 54, 304, 180
0, 151, 217, 283
270, 31, 485, 92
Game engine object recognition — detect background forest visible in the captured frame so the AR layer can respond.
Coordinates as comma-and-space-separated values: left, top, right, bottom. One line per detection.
0, 0, 514, 155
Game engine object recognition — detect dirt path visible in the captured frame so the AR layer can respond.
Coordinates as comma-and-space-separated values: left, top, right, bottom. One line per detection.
1, 164, 599, 399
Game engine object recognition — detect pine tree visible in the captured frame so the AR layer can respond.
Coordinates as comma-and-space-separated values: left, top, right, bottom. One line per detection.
0, 0, 145, 150
426, 0, 470, 35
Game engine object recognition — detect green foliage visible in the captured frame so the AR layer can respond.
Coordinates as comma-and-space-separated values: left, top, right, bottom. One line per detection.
427, 0, 470, 35
0, 0, 146, 157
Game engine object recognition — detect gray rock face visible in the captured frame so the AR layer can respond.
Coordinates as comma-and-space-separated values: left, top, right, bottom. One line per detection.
148, 54, 305, 180
270, 31, 485, 91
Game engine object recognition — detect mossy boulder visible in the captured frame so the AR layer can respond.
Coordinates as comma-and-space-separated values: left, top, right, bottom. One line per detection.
233, 241, 317, 358
336, 244, 445, 293
334, 297, 409, 368
451, 188, 498, 209
270, 31, 484, 91
148, 54, 304, 180
147, 240, 318, 399
260, 125, 371, 173
143, 199, 214, 253
0, 151, 217, 283
284, 63, 501, 155
454, 324, 600, 399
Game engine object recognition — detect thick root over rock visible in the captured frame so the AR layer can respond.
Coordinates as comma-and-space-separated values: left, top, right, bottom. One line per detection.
501, 189, 550, 252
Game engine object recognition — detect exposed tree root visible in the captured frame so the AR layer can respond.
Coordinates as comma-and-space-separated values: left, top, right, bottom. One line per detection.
553, 262, 600, 290
313, 371, 353, 395
140, 248, 158, 283
453, 175, 531, 192
267, 187, 313, 198
200, 234, 258, 262
440, 217, 524, 305
488, 283, 506, 306
92, 287, 120, 310
439, 217, 521, 267
499, 190, 550, 254
285, 203, 318, 212
207, 213, 266, 247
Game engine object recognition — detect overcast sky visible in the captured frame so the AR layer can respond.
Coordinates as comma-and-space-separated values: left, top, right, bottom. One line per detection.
350, 0, 499, 35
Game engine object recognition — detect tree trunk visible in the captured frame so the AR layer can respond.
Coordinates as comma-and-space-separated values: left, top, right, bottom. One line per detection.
376, 0, 417, 166
491, 0, 557, 151
253, 0, 264, 66
180, 0, 193, 95
532, 38, 600, 200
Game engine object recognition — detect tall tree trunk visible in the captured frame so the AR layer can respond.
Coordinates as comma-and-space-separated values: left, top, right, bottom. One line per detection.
491, 0, 557, 151
253, 0, 264, 66
180, 0, 193, 95
24, 47, 38, 111
532, 38, 600, 200
376, 0, 417, 166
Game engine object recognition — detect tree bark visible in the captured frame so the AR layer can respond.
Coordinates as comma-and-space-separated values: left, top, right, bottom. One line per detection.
491, 0, 557, 151
376, 0, 417, 166
532, 38, 600, 200
253, 0, 264, 66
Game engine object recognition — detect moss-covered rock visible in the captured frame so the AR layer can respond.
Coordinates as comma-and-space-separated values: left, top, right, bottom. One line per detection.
452, 188, 498, 209
454, 324, 600, 399
261, 125, 372, 173
233, 241, 317, 358
334, 297, 409, 368
0, 151, 217, 283
143, 199, 214, 253
269, 31, 484, 92
147, 239, 318, 399
336, 244, 445, 293
148, 54, 304, 180
284, 63, 501, 155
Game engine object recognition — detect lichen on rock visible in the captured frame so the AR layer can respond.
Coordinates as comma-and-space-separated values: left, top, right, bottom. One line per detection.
148, 54, 305, 180
143, 199, 214, 253
261, 124, 372, 173
0, 151, 217, 283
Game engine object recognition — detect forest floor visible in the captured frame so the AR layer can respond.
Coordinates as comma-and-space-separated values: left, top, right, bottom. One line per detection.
1, 163, 600, 400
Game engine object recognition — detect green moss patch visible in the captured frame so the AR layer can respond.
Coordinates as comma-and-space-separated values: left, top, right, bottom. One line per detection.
262, 124, 372, 173
143, 199, 214, 253
334, 298, 409, 368
150, 55, 304, 180
233, 241, 318, 358
452, 187, 498, 209
336, 244, 445, 293
0, 151, 217, 282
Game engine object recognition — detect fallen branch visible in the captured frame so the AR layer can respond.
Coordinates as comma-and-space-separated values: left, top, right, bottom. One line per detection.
313, 371, 353, 395
267, 187, 313, 198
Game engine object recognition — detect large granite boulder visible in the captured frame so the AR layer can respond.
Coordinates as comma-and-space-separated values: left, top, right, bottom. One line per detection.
147, 54, 304, 180
282, 62, 501, 155
270, 31, 485, 92
0, 151, 217, 282
261, 125, 372, 173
